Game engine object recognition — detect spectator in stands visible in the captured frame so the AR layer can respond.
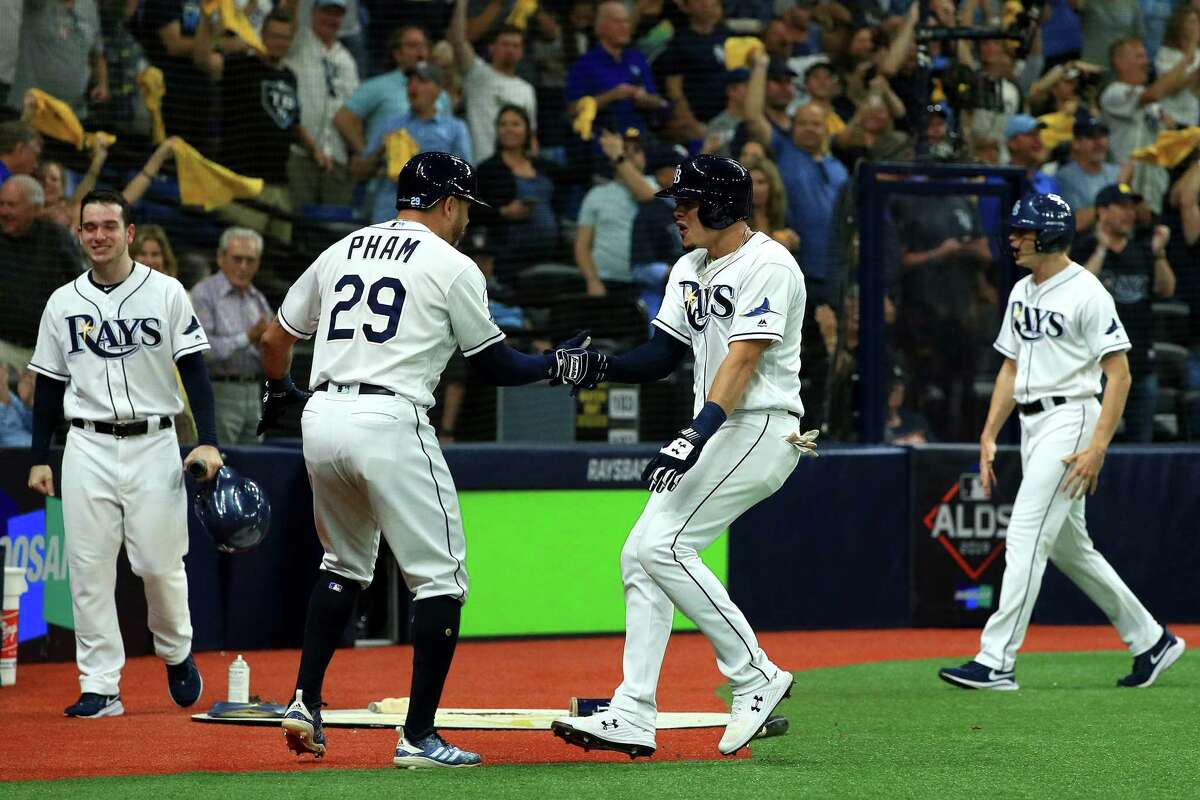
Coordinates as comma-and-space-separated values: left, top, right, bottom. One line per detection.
190, 227, 273, 445
6, 0, 107, 118
93, 0, 150, 136
803, 61, 862, 129
703, 68, 755, 157
1155, 7, 1200, 128
131, 224, 179, 277
657, 0, 732, 142
1164, 153, 1200, 346
771, 0, 823, 56
1076, 0, 1143, 67
37, 139, 108, 230
959, 38, 1025, 160
761, 60, 799, 136
0, 122, 41, 184
1028, 58, 1104, 118
924, 103, 958, 160
357, 61, 473, 223
1004, 115, 1060, 195
1072, 183, 1176, 442
194, 8, 312, 240
294, 0, 367, 77
832, 91, 910, 170
178, 250, 212, 289
449, 0, 537, 163
133, 0, 214, 152
0, 0, 20, 111
575, 129, 656, 296
0, 364, 34, 448
475, 105, 560, 284
335, 26, 452, 164
884, 369, 932, 445
630, 142, 687, 319
745, 156, 800, 257
565, 0, 667, 142
0, 175, 80, 369
466, 0, 559, 45
745, 49, 848, 302
284, 0, 360, 209
1056, 117, 1124, 231
1101, 37, 1196, 212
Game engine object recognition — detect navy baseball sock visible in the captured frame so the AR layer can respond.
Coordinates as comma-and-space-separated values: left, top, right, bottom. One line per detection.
403, 596, 462, 741
294, 570, 361, 710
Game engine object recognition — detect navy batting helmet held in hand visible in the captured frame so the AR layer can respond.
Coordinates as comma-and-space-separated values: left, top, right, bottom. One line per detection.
654, 154, 752, 230
194, 466, 271, 554
395, 151, 491, 212
1007, 193, 1075, 253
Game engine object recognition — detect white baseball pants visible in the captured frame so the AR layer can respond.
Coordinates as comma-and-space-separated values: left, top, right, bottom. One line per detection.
300, 386, 469, 601
61, 424, 193, 696
610, 410, 801, 732
977, 399, 1162, 672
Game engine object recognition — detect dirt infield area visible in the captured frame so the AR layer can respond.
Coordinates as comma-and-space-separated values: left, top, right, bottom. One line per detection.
3, 624, 1192, 781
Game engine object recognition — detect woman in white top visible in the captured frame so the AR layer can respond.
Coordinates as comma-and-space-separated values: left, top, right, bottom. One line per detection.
1154, 7, 1200, 128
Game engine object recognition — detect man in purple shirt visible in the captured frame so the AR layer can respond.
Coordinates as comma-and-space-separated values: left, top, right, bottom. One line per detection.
564, 0, 667, 140
190, 227, 273, 444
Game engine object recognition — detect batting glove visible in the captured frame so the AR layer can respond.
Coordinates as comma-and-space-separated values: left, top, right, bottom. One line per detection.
257, 375, 312, 435
547, 330, 608, 395
641, 402, 727, 493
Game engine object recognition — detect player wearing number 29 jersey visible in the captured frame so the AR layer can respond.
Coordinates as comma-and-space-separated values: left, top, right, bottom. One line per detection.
258, 153, 589, 770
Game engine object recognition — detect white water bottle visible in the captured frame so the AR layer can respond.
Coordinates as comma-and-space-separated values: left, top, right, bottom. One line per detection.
228, 654, 250, 703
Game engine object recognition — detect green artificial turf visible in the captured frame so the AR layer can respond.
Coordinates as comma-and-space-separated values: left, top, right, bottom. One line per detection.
9, 652, 1198, 800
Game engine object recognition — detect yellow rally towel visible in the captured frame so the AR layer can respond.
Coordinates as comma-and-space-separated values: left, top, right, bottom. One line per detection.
1038, 110, 1075, 151
27, 89, 85, 148
1131, 127, 1200, 168
171, 138, 263, 210
386, 129, 420, 180
216, 0, 265, 54
825, 110, 845, 137
724, 37, 763, 70
138, 67, 167, 144
572, 96, 597, 142
506, 0, 538, 30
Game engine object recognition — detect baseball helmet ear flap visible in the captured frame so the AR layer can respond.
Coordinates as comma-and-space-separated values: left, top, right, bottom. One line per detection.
194, 466, 271, 554
1006, 193, 1075, 253
654, 154, 752, 230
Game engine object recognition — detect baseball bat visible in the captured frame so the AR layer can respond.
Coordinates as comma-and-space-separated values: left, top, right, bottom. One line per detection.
187, 460, 210, 480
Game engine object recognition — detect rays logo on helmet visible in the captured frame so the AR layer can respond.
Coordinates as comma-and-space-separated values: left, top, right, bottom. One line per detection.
1012, 200, 1022, 215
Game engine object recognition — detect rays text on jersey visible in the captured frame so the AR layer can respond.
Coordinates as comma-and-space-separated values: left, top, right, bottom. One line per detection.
1010, 301, 1065, 341
681, 280, 735, 331
66, 314, 164, 359
347, 233, 421, 263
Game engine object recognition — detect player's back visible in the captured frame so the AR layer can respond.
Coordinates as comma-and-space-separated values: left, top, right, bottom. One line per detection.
279, 219, 503, 408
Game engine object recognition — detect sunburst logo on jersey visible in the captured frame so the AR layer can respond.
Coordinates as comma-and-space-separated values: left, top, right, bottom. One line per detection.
683, 287, 698, 306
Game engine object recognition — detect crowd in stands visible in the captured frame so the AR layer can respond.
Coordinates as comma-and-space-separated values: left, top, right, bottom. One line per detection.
1, 0, 1200, 445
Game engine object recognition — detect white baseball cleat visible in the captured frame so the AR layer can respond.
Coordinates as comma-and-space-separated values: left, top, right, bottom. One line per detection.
719, 671, 794, 755
551, 707, 657, 759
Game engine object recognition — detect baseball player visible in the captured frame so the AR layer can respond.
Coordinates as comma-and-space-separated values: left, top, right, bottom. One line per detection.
258, 152, 588, 768
548, 154, 818, 758
26, 189, 223, 718
939, 193, 1185, 691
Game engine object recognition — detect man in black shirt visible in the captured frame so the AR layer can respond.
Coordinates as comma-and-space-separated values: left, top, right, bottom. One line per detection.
194, 9, 318, 242
1070, 183, 1176, 442
657, 0, 731, 141
0, 175, 81, 367
134, 0, 214, 154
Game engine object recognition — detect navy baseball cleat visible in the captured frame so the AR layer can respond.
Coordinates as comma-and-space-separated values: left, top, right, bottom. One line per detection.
938, 660, 1019, 691
282, 690, 327, 758
166, 653, 203, 707
393, 731, 483, 768
64, 692, 124, 718
1117, 629, 1185, 688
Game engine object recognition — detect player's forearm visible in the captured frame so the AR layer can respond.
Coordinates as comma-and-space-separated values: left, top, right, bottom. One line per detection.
30, 374, 66, 465
981, 359, 1017, 441
1092, 356, 1131, 450
261, 318, 297, 380
466, 341, 554, 386
176, 352, 218, 446
707, 341, 767, 414
607, 331, 689, 383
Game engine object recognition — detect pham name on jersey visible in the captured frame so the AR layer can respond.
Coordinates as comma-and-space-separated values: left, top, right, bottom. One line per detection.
347, 235, 421, 263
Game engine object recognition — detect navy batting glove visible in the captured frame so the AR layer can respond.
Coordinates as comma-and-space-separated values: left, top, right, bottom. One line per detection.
257, 375, 312, 435
546, 330, 591, 385
642, 402, 727, 493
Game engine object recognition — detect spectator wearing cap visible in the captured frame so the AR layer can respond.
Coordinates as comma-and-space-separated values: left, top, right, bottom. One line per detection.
803, 61, 866, 132
657, 0, 732, 142
1154, 7, 1200, 128
449, 0, 538, 163
575, 129, 657, 296
745, 50, 848, 300
703, 67, 755, 156
474, 105, 561, 284
925, 103, 957, 160
1071, 183, 1176, 442
357, 61, 473, 223
335, 26, 453, 170
630, 142, 688, 319
565, 1, 667, 141
1005, 115, 1061, 196
283, 0, 361, 208
1056, 117, 1124, 230
760, 59, 799, 136
294, 0, 366, 75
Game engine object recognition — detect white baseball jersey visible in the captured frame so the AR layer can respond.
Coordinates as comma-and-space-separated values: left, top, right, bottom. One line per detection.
652, 232, 806, 417
28, 263, 210, 419
993, 263, 1131, 403
278, 219, 504, 406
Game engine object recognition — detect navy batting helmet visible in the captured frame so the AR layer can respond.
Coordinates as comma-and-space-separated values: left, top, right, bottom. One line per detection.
194, 466, 271, 554
654, 154, 752, 230
395, 151, 491, 212
1006, 193, 1074, 253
